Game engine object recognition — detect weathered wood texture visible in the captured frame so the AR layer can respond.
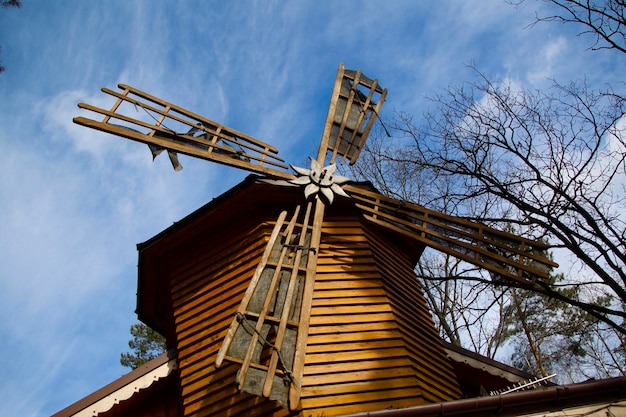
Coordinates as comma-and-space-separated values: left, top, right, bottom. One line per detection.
344, 184, 558, 285
317, 63, 387, 166
167, 215, 460, 416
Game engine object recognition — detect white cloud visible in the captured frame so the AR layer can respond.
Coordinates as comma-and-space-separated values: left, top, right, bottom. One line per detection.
527, 36, 569, 84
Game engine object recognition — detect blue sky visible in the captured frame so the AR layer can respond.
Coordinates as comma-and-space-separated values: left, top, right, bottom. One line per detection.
0, 1, 622, 416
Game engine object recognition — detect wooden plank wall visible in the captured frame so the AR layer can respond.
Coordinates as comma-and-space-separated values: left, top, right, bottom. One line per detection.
167, 211, 461, 417
365, 226, 463, 403
299, 219, 462, 416
169, 220, 292, 417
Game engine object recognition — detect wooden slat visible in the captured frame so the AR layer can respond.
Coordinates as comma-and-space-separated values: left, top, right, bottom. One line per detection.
75, 105, 272, 165
74, 116, 293, 179
170, 223, 271, 303
365, 226, 463, 401
175, 283, 247, 336
303, 356, 413, 376
184, 375, 288, 417
302, 366, 416, 387
179, 345, 223, 382
172, 230, 267, 335
345, 184, 558, 284
328, 68, 364, 164
209, 202, 322, 409
262, 203, 314, 398
316, 63, 344, 164
289, 197, 326, 410
305, 337, 406, 354
304, 346, 412, 366
307, 329, 402, 345
172, 245, 264, 312
308, 321, 400, 335
303, 398, 426, 417
300, 386, 423, 412
117, 84, 280, 151
303, 376, 421, 398
313, 278, 382, 290
311, 295, 389, 307
310, 311, 396, 325
311, 303, 393, 316
167, 208, 292, 417
181, 361, 237, 400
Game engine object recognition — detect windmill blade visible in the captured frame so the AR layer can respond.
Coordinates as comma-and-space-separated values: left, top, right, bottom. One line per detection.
73, 84, 294, 180
215, 198, 324, 411
316, 63, 387, 167
344, 184, 558, 285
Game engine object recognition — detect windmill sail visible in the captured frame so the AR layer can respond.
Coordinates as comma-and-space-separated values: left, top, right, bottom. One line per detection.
317, 63, 387, 166
216, 201, 320, 409
344, 184, 557, 284
73, 84, 294, 179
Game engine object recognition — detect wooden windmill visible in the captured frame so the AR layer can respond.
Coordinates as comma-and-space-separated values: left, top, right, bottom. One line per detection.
74, 64, 557, 416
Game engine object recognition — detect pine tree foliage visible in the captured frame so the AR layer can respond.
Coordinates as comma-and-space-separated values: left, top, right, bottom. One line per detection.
120, 323, 167, 370
502, 269, 623, 381
1, 1, 22, 8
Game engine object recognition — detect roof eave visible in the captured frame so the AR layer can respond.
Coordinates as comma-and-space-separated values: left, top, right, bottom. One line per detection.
343, 376, 626, 417
51, 350, 177, 417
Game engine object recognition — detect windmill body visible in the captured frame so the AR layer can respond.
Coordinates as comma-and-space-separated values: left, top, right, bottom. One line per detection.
63, 64, 559, 416
137, 177, 462, 416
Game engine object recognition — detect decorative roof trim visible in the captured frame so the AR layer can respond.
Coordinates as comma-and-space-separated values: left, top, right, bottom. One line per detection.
442, 340, 537, 382
52, 351, 177, 417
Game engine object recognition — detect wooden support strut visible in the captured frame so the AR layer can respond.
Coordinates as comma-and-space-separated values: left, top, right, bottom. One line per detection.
318, 64, 388, 166
317, 64, 346, 165
330, 68, 362, 165
234, 207, 301, 392
289, 197, 325, 410
262, 201, 314, 398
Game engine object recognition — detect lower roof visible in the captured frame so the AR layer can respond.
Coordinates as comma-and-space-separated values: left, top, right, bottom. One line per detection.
51, 351, 177, 417
344, 375, 626, 417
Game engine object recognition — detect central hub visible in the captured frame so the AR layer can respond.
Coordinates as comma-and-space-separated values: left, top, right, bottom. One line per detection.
289, 157, 350, 204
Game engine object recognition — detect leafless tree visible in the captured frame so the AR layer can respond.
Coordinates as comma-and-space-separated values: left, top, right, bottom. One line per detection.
377, 71, 626, 335
514, 0, 626, 55
0, 0, 21, 74
354, 0, 626, 379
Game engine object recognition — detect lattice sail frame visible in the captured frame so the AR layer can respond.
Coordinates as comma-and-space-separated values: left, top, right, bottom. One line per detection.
344, 185, 557, 284
74, 84, 293, 179
316, 64, 387, 165
215, 202, 317, 408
